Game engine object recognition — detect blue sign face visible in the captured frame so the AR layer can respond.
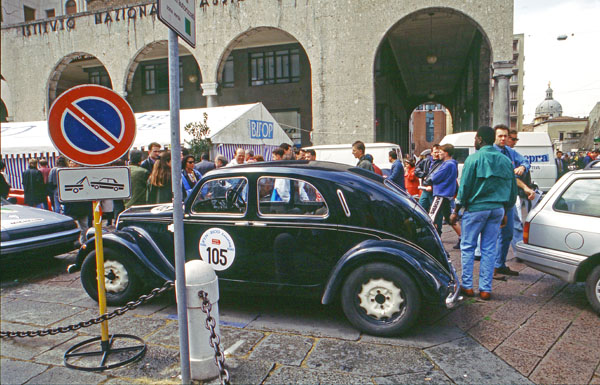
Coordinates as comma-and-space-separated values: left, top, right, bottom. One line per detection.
524, 154, 550, 163
62, 97, 124, 153
249, 120, 274, 139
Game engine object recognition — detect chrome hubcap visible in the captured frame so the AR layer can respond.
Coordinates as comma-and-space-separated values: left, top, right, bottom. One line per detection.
595, 278, 600, 304
103, 260, 129, 293
358, 278, 403, 319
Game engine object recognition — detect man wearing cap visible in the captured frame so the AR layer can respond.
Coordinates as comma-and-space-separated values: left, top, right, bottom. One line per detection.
450, 126, 517, 300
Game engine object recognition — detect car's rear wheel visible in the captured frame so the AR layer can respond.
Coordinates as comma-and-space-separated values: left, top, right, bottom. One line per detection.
341, 263, 421, 336
81, 247, 143, 306
585, 265, 600, 314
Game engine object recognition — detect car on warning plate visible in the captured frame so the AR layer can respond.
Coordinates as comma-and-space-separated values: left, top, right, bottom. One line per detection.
68, 161, 460, 336
1, 197, 80, 259
515, 167, 600, 314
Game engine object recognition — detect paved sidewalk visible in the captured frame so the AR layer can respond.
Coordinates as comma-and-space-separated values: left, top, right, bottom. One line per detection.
1, 230, 599, 384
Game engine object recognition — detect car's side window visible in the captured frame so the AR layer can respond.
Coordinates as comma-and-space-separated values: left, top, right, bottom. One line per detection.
191, 177, 248, 215
553, 178, 600, 217
257, 177, 328, 216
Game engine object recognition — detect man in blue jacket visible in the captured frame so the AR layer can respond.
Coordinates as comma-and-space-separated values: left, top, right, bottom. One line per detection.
493, 124, 530, 277
387, 150, 405, 190
427, 144, 460, 237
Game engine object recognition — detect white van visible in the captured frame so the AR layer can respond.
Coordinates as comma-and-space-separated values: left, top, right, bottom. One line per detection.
304, 143, 402, 172
440, 132, 557, 192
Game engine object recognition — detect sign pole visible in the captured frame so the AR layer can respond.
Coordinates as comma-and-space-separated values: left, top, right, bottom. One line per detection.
93, 201, 110, 348
168, 29, 192, 385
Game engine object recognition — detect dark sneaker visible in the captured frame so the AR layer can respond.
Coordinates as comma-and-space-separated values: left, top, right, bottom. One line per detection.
453, 238, 461, 249
495, 266, 519, 276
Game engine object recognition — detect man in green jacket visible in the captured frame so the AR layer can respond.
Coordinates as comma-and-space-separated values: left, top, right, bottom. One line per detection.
449, 126, 517, 300
126, 150, 149, 209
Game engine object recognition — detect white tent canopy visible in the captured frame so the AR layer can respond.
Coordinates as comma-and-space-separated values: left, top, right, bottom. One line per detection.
1, 102, 291, 155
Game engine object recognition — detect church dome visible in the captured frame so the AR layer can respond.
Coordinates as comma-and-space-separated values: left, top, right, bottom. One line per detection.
535, 83, 562, 119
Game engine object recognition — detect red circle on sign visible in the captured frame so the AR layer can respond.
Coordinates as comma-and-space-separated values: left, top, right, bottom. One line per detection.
48, 85, 136, 166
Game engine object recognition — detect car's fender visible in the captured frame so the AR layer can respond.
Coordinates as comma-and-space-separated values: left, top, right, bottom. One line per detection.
74, 226, 174, 282
321, 239, 453, 305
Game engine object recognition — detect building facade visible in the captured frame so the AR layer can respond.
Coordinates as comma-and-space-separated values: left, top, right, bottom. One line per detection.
1, 0, 515, 149
510, 33, 524, 131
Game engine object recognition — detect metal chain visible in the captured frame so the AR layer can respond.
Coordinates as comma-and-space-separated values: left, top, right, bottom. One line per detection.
198, 290, 230, 385
1, 280, 175, 339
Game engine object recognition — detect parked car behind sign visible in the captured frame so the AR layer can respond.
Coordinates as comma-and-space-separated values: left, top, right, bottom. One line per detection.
69, 161, 459, 336
1, 197, 80, 259
515, 168, 600, 313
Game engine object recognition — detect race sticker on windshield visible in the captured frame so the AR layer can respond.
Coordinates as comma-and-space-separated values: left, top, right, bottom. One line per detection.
198, 228, 236, 271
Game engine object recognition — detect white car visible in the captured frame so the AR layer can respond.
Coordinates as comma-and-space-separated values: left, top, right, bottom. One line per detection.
515, 167, 600, 313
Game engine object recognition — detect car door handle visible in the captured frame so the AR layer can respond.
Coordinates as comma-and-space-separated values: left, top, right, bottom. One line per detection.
234, 221, 249, 226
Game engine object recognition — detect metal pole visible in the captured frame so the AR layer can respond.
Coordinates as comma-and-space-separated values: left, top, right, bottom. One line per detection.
168, 29, 191, 385
93, 201, 109, 351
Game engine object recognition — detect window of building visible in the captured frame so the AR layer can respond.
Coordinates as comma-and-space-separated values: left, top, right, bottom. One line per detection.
222, 55, 234, 88
46, 9, 56, 18
84, 67, 111, 88
510, 103, 517, 113
65, 0, 77, 15
559, 132, 564, 141
257, 177, 327, 216
142, 62, 183, 95
250, 48, 300, 86
511, 90, 517, 100
425, 111, 434, 142
24, 6, 36, 21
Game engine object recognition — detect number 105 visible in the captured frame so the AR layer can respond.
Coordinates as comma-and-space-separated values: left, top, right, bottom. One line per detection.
205, 247, 227, 266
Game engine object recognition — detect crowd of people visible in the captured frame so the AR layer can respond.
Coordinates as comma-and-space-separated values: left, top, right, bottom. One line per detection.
5, 135, 597, 298
2, 142, 319, 234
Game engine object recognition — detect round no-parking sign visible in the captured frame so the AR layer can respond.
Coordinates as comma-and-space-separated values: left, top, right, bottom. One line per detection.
48, 85, 136, 166
199, 228, 236, 271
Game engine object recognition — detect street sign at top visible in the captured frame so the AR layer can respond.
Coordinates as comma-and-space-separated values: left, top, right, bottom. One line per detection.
48, 85, 136, 166
158, 0, 196, 48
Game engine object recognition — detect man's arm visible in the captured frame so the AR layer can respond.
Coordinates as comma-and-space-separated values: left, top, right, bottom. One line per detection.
516, 178, 535, 200
512, 148, 530, 176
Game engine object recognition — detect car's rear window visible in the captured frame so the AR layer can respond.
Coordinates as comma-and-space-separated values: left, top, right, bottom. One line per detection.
553, 177, 600, 217
257, 177, 328, 217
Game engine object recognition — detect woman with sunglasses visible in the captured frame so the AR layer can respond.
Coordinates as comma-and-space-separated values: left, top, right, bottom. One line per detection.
182, 155, 202, 198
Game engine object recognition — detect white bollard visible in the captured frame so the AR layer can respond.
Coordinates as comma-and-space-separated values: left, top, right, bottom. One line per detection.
184, 260, 220, 381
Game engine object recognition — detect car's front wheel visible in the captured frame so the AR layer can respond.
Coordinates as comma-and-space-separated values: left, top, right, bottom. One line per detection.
585, 264, 600, 314
81, 247, 143, 306
341, 263, 421, 336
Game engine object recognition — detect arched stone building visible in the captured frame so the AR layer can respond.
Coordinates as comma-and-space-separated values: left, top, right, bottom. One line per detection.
1, 0, 515, 150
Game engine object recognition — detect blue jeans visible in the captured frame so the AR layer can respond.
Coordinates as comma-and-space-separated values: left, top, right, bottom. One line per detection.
460, 208, 504, 292
419, 190, 433, 212
511, 200, 523, 251
495, 206, 514, 269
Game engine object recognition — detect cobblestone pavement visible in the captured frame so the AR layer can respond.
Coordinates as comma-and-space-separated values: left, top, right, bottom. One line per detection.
1, 229, 599, 384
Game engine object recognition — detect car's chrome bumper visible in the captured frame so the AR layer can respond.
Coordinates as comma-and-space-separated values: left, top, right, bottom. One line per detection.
514, 241, 587, 283
445, 258, 461, 308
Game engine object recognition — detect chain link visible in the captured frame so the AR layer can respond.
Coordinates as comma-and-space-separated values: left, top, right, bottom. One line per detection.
198, 290, 230, 385
1, 280, 175, 339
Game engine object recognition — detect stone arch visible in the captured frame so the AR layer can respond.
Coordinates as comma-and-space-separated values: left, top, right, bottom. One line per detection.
47, 52, 113, 108
123, 40, 202, 112
1, 75, 11, 122
373, 7, 493, 152
213, 27, 313, 146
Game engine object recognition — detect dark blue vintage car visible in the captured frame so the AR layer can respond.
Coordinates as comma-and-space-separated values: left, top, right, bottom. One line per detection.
70, 161, 459, 336
1, 197, 80, 259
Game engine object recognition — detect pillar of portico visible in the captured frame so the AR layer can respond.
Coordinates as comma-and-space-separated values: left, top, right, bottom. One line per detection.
201, 83, 219, 108
492, 61, 514, 128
